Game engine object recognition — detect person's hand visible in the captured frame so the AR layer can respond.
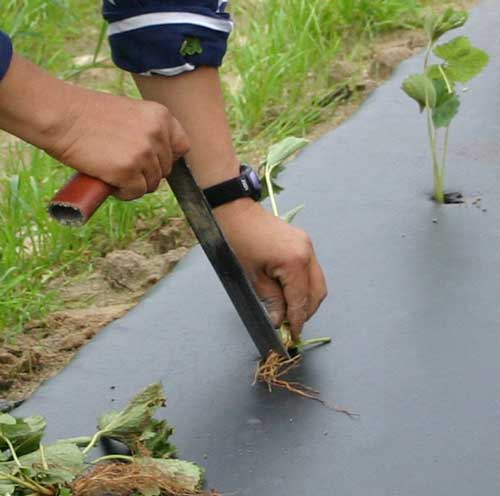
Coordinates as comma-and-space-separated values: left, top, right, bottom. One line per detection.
215, 198, 328, 341
0, 54, 189, 200
46, 89, 189, 200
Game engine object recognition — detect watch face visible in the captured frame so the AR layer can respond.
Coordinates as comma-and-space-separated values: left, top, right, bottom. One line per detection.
244, 168, 262, 200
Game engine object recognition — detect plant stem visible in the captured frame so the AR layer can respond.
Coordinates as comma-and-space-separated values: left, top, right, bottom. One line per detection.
82, 431, 103, 456
39, 444, 49, 471
438, 65, 453, 94
423, 40, 444, 204
0, 474, 53, 496
91, 454, 133, 464
92, 20, 108, 65
424, 41, 433, 70
265, 169, 280, 217
425, 96, 444, 203
0, 433, 22, 469
26, 478, 55, 496
441, 125, 451, 180
300, 337, 332, 348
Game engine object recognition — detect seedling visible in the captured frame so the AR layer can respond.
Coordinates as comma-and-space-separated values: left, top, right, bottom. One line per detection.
402, 8, 489, 204
254, 137, 332, 402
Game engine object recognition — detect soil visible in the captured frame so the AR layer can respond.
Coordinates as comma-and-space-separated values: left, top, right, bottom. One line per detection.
0, 218, 195, 406
0, 1, 480, 408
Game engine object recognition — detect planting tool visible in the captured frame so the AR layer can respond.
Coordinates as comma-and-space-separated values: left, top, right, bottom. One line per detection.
49, 159, 289, 359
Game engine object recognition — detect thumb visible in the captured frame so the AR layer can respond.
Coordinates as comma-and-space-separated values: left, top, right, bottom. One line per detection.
254, 276, 286, 328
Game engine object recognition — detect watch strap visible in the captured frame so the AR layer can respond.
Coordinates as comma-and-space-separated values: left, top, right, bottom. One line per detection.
203, 166, 254, 208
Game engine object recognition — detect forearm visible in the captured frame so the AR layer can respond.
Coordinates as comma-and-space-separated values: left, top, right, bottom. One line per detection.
0, 53, 80, 151
133, 68, 239, 189
0, 50, 189, 201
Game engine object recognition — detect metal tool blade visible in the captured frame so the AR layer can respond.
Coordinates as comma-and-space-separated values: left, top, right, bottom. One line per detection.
168, 158, 289, 359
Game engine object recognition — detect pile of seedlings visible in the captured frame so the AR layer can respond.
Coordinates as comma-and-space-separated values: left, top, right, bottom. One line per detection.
0, 383, 217, 496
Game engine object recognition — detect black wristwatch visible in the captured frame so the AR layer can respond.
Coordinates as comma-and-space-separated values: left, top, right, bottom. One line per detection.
202, 165, 262, 209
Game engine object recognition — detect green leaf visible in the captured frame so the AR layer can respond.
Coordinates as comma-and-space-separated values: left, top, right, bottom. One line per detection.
433, 93, 460, 128
180, 37, 203, 56
281, 204, 304, 224
402, 74, 437, 110
0, 415, 46, 458
424, 8, 468, 42
15, 442, 84, 484
140, 419, 176, 460
426, 64, 445, 82
265, 137, 308, 178
259, 137, 308, 201
140, 458, 205, 493
0, 466, 15, 496
431, 77, 453, 106
0, 480, 14, 496
0, 416, 15, 427
423, 11, 440, 42
97, 383, 175, 458
58, 437, 92, 448
434, 36, 489, 83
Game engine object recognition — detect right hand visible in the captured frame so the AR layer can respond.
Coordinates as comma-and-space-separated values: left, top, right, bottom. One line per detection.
46, 88, 189, 200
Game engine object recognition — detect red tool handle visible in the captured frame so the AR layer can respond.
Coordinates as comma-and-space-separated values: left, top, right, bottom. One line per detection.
49, 173, 114, 226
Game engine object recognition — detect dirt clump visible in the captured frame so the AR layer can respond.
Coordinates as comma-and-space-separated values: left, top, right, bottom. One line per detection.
101, 246, 189, 293
369, 33, 426, 79
150, 218, 195, 253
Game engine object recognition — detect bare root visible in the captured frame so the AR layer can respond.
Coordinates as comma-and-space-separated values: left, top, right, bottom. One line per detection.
254, 351, 359, 418
253, 352, 322, 401
71, 462, 218, 496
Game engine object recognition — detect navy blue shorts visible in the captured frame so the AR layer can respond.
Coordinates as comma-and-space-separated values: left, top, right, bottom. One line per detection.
102, 0, 233, 76
0, 31, 13, 81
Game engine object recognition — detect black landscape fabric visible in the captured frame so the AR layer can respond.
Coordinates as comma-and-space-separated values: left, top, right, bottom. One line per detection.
14, 1, 500, 494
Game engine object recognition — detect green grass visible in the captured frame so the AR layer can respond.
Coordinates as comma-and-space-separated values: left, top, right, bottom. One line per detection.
0, 145, 180, 332
224, 0, 426, 148
0, 0, 462, 339
1, 1, 99, 72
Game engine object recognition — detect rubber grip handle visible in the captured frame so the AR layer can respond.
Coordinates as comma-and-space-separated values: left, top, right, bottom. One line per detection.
49, 173, 114, 226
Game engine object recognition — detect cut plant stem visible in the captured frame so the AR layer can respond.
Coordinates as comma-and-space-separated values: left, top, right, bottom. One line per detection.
299, 337, 332, 349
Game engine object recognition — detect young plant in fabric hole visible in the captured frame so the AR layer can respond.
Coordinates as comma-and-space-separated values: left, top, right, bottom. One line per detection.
253, 138, 346, 409
402, 8, 489, 204
0, 384, 219, 496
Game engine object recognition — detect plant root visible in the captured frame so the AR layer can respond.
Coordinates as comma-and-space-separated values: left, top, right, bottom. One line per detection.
71, 462, 218, 496
254, 343, 359, 418
253, 351, 322, 401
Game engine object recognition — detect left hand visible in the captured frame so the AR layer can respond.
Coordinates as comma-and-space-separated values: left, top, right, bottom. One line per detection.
214, 198, 328, 341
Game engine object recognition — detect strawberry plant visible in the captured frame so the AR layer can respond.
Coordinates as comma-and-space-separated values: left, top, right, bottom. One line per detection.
262, 137, 331, 350
0, 384, 213, 496
254, 138, 334, 401
402, 8, 489, 204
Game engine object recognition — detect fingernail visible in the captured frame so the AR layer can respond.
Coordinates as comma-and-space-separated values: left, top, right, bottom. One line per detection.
269, 311, 281, 327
